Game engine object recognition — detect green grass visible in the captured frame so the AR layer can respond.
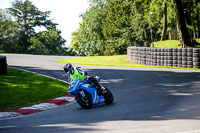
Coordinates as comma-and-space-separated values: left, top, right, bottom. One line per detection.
0, 67, 68, 111
195, 38, 200, 43
196, 39, 200, 47
152, 39, 200, 48
152, 40, 181, 48
57, 55, 147, 67
56, 55, 200, 70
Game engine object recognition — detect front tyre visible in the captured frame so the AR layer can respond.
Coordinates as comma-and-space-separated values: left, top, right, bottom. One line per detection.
102, 87, 114, 104
75, 91, 92, 109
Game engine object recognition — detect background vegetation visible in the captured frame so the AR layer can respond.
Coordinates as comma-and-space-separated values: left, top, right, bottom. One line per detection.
0, 0, 70, 55
71, 0, 200, 56
0, 0, 200, 56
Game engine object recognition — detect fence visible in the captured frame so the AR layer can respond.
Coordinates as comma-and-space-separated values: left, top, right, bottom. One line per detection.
127, 47, 200, 69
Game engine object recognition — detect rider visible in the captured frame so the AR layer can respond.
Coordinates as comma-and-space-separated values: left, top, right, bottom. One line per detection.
63, 63, 104, 95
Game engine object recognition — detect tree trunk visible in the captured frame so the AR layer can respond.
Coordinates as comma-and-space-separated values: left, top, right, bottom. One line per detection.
173, 0, 193, 47
169, 31, 172, 40
197, 10, 200, 38
196, 0, 200, 38
160, 1, 167, 41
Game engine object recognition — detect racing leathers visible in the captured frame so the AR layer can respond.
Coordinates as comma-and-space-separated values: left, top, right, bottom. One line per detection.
67, 67, 103, 95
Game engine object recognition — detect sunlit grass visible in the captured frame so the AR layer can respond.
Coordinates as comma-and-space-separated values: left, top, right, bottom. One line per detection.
152, 40, 181, 48
57, 55, 147, 67
152, 39, 200, 48
196, 38, 200, 43
56, 55, 200, 71
0, 67, 68, 111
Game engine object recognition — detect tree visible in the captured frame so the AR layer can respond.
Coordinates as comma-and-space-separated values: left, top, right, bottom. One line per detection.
160, 0, 167, 41
130, 0, 150, 46
103, 0, 133, 55
196, 0, 200, 38
71, 0, 200, 55
0, 9, 19, 53
71, 0, 107, 56
173, 0, 193, 47
7, 0, 53, 53
29, 26, 66, 55
182, 0, 200, 39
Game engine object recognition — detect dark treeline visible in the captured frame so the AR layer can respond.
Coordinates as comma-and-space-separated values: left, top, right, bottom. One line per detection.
71, 0, 200, 56
0, 0, 71, 55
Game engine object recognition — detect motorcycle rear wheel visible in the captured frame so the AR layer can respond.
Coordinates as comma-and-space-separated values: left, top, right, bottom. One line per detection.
75, 90, 92, 109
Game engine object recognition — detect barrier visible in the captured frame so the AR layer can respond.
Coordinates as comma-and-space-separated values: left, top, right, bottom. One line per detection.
127, 47, 200, 69
0, 56, 7, 74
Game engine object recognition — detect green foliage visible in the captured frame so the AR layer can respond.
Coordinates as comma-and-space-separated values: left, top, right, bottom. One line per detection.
0, 0, 67, 55
71, 1, 107, 56
29, 26, 66, 55
7, 0, 53, 53
72, 0, 137, 56
130, 1, 149, 46
182, 0, 200, 39
1, 0, 200, 55
71, 0, 200, 55
0, 10, 19, 53
103, 0, 133, 55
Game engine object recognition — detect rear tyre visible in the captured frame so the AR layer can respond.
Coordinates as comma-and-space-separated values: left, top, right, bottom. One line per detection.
75, 91, 92, 109
102, 87, 114, 104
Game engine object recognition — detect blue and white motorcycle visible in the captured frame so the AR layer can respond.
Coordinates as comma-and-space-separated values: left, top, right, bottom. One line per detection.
68, 77, 114, 109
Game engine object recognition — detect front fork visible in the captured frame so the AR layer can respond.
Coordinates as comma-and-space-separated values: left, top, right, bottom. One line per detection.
80, 90, 86, 98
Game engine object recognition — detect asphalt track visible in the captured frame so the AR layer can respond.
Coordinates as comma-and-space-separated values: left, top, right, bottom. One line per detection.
1, 54, 200, 133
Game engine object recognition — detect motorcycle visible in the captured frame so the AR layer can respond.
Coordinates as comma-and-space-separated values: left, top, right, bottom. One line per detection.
67, 77, 114, 109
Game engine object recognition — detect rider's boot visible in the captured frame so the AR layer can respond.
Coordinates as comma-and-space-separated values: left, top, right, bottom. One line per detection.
96, 85, 102, 96
96, 85, 107, 96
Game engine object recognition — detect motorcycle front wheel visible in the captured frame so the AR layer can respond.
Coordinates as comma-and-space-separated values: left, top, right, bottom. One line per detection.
75, 90, 92, 109
102, 87, 114, 104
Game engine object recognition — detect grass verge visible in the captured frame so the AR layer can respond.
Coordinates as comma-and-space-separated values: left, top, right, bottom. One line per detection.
152, 39, 200, 48
0, 67, 68, 111
57, 55, 148, 67
56, 55, 200, 71
152, 40, 181, 48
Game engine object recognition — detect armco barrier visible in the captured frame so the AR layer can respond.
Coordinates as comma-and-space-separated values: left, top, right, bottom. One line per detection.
127, 47, 200, 69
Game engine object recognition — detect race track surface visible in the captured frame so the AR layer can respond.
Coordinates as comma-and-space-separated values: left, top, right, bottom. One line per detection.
0, 54, 200, 133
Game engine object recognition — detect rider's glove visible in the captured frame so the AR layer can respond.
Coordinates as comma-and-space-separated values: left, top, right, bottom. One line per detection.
94, 76, 101, 82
